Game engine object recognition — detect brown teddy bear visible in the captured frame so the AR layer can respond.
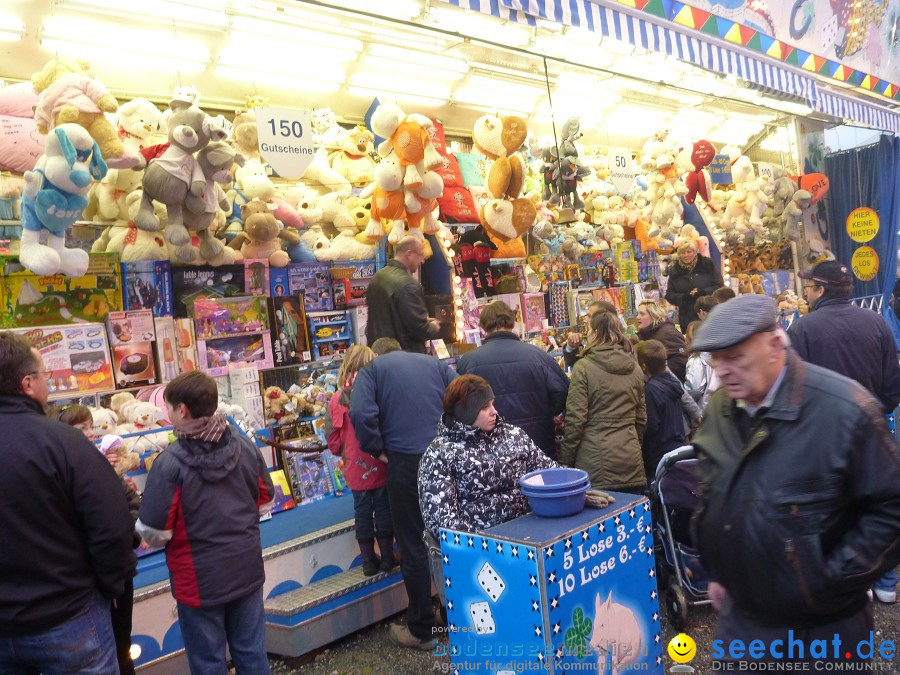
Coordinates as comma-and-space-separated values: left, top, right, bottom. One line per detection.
230, 111, 259, 164
229, 200, 298, 267
264, 386, 298, 426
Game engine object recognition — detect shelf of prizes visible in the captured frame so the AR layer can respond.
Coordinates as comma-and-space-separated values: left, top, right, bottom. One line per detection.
449, 239, 664, 361
0, 248, 410, 672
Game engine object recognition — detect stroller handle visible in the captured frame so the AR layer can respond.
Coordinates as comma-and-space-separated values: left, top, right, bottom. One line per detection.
650, 445, 696, 498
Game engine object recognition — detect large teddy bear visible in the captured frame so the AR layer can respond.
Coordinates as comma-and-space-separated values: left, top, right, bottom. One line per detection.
115, 98, 162, 154
31, 58, 133, 167
330, 125, 376, 187
229, 199, 297, 267
230, 111, 260, 163
363, 102, 444, 244
135, 97, 227, 246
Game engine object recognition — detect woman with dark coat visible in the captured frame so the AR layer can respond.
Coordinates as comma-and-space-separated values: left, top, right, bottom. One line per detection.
665, 240, 723, 332
636, 299, 688, 382
559, 312, 647, 493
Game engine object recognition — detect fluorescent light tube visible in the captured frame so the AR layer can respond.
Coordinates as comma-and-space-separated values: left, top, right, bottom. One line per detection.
42, 38, 208, 73
228, 22, 363, 52
0, 11, 24, 41
56, 0, 227, 28
367, 44, 468, 74
215, 65, 341, 93
42, 16, 209, 62
348, 86, 447, 108
350, 72, 452, 100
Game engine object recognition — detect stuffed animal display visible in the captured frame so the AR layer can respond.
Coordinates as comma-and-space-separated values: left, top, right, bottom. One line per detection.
330, 125, 376, 187
228, 199, 297, 267
363, 102, 444, 244
31, 57, 136, 167
21, 124, 107, 277
472, 114, 535, 259
135, 95, 228, 250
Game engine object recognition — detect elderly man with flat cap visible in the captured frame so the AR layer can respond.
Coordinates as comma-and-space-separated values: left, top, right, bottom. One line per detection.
691, 294, 900, 667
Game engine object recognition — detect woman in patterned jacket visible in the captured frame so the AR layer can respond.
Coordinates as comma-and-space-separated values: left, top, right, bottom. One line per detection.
418, 374, 557, 539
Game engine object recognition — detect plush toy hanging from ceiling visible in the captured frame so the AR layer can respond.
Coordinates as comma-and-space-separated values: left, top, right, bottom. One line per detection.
134, 94, 228, 252
678, 140, 716, 204
362, 101, 444, 244
21, 124, 107, 277
550, 117, 591, 209
31, 57, 137, 168
472, 114, 537, 259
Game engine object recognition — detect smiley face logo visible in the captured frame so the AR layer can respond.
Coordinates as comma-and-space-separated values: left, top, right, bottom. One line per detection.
667, 633, 697, 663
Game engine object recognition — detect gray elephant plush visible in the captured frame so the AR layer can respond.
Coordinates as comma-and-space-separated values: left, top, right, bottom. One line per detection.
135, 98, 227, 249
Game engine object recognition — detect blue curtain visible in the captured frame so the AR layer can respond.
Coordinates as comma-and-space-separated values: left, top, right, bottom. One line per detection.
824, 135, 900, 303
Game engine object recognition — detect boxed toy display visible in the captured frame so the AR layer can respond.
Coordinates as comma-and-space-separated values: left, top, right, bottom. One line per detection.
194, 296, 274, 376
106, 309, 157, 388
307, 310, 353, 361
268, 296, 311, 366
121, 261, 173, 316
171, 265, 246, 318
11, 323, 114, 396
152, 317, 179, 382
280, 445, 336, 506
289, 262, 334, 312
333, 259, 376, 308
0, 253, 122, 328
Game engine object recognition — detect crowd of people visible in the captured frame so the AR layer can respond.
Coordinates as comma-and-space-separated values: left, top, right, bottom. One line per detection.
2, 242, 900, 672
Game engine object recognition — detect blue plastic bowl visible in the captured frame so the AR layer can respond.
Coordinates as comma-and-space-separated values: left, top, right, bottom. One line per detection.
519, 467, 589, 492
521, 483, 589, 518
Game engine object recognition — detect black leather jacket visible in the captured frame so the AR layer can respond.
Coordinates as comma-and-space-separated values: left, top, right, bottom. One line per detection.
693, 351, 900, 627
365, 260, 438, 353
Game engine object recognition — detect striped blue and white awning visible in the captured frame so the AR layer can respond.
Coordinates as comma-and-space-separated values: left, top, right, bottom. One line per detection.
439, 0, 900, 133
814, 88, 900, 134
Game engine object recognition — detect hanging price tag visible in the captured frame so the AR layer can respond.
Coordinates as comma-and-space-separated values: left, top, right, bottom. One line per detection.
608, 147, 635, 194
255, 106, 314, 178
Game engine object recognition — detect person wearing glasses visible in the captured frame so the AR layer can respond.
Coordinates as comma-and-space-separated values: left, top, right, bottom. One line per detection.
789, 260, 900, 604
365, 236, 441, 353
0, 332, 135, 674
692, 295, 900, 667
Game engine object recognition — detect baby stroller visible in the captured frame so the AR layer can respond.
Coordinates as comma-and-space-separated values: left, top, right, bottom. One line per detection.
649, 445, 710, 630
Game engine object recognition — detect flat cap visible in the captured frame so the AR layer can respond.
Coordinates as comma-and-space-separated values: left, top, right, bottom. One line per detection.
691, 294, 777, 352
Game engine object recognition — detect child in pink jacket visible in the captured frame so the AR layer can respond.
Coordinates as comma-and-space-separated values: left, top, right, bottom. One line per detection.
326, 345, 395, 575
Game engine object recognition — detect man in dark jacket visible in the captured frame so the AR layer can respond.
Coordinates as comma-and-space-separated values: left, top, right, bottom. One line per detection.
692, 295, 900, 667
0, 332, 134, 674
457, 301, 569, 456
664, 240, 723, 332
789, 259, 900, 603
365, 236, 441, 353
635, 339, 686, 483
351, 339, 457, 650
789, 260, 900, 414
137, 371, 275, 674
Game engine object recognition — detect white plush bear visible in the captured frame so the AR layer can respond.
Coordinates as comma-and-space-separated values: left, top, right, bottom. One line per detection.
91, 407, 119, 437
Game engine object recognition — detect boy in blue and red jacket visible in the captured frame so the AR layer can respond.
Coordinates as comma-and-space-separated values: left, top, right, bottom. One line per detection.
137, 371, 274, 674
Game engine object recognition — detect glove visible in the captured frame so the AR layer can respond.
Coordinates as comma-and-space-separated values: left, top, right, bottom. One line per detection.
584, 490, 615, 509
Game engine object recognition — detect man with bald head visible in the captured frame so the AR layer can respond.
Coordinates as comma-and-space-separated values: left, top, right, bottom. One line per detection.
691, 295, 900, 668
366, 236, 441, 353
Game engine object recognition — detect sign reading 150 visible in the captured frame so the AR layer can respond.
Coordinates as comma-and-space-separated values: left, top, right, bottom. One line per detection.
267, 118, 304, 138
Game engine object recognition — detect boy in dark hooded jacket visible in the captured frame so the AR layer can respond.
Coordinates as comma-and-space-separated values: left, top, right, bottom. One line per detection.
137, 371, 275, 674
636, 340, 687, 484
